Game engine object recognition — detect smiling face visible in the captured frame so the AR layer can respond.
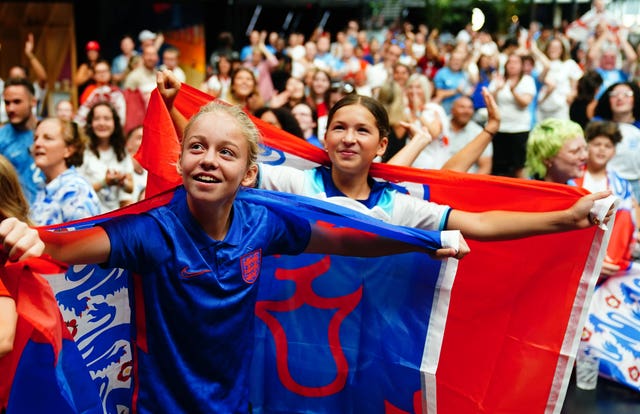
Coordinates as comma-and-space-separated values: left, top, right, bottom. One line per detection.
546, 135, 587, 183
231, 69, 256, 101
324, 103, 387, 178
587, 136, 616, 170
33, 118, 72, 181
178, 110, 257, 208
311, 70, 331, 97
609, 84, 635, 115
90, 104, 116, 143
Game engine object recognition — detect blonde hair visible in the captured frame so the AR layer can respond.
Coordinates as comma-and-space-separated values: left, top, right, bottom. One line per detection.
378, 81, 406, 126
183, 101, 260, 167
407, 73, 433, 102
0, 155, 30, 223
525, 118, 584, 179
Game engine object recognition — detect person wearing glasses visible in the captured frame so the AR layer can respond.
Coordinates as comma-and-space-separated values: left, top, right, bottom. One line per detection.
593, 81, 640, 203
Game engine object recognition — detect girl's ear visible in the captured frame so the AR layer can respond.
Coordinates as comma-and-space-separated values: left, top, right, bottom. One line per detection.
176, 156, 183, 175
241, 164, 259, 188
376, 136, 389, 157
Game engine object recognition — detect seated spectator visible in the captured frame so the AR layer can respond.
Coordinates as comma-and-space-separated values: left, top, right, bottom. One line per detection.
30, 118, 102, 225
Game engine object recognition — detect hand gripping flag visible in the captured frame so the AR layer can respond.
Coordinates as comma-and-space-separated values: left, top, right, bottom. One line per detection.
132, 84, 612, 413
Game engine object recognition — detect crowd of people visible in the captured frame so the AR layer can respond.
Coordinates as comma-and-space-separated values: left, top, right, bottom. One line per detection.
0, 0, 638, 411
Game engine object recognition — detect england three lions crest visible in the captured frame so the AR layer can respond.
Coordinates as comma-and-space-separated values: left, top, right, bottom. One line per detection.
241, 249, 262, 284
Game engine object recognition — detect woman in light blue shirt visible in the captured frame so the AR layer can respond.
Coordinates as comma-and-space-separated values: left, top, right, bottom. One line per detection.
30, 118, 102, 225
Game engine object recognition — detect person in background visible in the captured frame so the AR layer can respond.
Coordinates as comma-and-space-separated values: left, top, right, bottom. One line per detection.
405, 73, 450, 169
489, 52, 536, 178
111, 35, 138, 87
593, 81, 640, 204
124, 125, 146, 204
253, 106, 304, 139
0, 78, 43, 204
160, 47, 186, 84
75, 40, 102, 98
305, 68, 332, 139
392, 62, 412, 90
78, 102, 133, 212
54, 100, 74, 122
204, 53, 232, 98
269, 76, 306, 111
291, 102, 322, 148
378, 80, 410, 162
570, 69, 603, 128
30, 118, 102, 225
447, 96, 492, 174
243, 32, 279, 105
534, 37, 583, 121
124, 44, 159, 108
224, 67, 264, 113
0, 33, 49, 124
74, 60, 127, 128
433, 50, 472, 114
138, 29, 165, 57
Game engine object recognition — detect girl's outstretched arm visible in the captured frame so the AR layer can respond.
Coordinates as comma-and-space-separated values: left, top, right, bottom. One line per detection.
304, 224, 470, 260
446, 191, 614, 241
0, 217, 111, 264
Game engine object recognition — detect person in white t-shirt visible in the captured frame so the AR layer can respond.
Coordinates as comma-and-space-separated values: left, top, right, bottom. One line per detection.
488, 53, 536, 178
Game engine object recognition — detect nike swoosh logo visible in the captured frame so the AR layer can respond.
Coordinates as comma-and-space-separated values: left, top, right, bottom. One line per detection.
180, 266, 212, 278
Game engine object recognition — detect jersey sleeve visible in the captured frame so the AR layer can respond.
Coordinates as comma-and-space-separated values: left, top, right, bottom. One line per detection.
260, 204, 312, 257
391, 192, 452, 231
258, 163, 308, 194
99, 213, 167, 273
